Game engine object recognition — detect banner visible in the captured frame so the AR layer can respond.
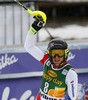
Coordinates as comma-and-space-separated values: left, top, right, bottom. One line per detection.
0, 53, 43, 74
0, 48, 88, 74
67, 48, 88, 69
0, 77, 41, 100
0, 47, 88, 100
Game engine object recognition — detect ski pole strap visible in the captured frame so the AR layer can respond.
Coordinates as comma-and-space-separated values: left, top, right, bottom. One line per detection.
29, 27, 37, 34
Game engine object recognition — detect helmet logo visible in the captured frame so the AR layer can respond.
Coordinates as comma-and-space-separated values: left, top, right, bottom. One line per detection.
50, 43, 54, 48
49, 43, 61, 49
48, 43, 54, 50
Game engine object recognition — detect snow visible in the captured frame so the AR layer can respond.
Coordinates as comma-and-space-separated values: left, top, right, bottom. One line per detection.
39, 24, 88, 42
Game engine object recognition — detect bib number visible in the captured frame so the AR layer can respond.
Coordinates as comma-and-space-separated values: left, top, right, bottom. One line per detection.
43, 82, 49, 93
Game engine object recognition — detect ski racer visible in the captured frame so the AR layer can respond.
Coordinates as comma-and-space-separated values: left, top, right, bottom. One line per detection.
24, 15, 78, 100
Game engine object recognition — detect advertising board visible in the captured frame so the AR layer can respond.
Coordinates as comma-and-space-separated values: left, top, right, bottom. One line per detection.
0, 47, 88, 100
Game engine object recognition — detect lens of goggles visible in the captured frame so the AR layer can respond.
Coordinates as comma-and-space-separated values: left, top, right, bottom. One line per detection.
49, 49, 65, 58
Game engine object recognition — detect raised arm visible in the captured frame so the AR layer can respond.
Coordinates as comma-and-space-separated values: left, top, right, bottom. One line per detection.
24, 15, 46, 61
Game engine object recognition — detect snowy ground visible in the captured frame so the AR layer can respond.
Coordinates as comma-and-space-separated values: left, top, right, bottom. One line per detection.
39, 24, 88, 42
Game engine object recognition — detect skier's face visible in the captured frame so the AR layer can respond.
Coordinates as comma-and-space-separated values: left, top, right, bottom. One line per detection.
52, 55, 64, 66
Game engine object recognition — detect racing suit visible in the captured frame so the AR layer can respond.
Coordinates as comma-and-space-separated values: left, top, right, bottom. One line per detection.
24, 31, 78, 100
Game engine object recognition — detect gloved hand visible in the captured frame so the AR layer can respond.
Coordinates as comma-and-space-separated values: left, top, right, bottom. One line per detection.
29, 15, 46, 34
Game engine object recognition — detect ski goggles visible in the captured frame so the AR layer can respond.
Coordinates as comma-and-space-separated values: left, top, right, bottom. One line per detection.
48, 49, 65, 58
47, 48, 69, 58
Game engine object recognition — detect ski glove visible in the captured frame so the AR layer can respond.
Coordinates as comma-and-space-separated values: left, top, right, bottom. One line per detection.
29, 15, 46, 34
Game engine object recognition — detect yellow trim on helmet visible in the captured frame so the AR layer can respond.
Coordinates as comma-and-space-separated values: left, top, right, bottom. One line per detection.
47, 50, 49, 54
65, 48, 69, 58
